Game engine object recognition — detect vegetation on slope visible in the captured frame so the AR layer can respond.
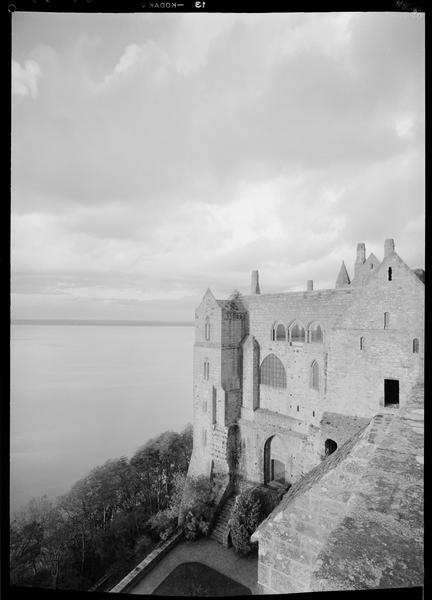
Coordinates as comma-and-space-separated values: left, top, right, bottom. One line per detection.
10, 425, 193, 592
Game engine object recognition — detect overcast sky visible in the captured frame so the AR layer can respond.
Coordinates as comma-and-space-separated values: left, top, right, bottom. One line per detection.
11, 11, 425, 321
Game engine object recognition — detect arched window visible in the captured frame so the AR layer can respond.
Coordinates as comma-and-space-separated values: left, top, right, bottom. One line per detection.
413, 338, 419, 354
360, 336, 365, 350
290, 322, 305, 343
276, 324, 286, 341
310, 361, 319, 390
260, 354, 287, 388
309, 323, 323, 343
325, 439, 337, 456
384, 312, 390, 329
388, 267, 392, 281
205, 317, 211, 341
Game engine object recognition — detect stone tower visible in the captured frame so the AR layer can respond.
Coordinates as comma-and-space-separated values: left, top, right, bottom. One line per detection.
187, 289, 246, 482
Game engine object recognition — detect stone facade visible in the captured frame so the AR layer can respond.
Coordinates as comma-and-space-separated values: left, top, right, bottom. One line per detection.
251, 383, 424, 593
187, 239, 424, 496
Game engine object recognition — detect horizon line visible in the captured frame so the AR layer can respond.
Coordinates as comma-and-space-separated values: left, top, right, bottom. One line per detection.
11, 318, 194, 327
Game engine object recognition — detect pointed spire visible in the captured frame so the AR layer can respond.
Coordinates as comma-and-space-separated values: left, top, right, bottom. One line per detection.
336, 261, 351, 288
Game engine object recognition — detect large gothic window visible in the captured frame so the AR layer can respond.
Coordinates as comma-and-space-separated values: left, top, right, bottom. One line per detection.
290, 322, 305, 343
310, 361, 320, 390
260, 354, 287, 388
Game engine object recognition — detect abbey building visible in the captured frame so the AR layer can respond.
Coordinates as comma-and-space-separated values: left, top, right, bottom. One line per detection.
188, 238, 424, 492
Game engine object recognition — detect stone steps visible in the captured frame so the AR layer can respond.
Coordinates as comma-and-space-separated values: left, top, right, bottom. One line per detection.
209, 496, 237, 545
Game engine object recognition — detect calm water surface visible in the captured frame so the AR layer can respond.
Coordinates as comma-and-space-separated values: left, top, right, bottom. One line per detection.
10, 324, 194, 513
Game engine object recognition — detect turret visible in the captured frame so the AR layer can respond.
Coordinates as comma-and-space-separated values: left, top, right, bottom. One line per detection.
335, 261, 351, 288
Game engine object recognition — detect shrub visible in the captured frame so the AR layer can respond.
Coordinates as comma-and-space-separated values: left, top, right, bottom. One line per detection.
228, 489, 261, 555
147, 509, 177, 541
179, 475, 220, 541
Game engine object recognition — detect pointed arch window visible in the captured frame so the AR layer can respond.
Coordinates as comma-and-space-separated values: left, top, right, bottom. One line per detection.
290, 322, 305, 343
309, 323, 323, 343
205, 317, 211, 341
260, 354, 287, 388
413, 338, 419, 354
310, 361, 320, 390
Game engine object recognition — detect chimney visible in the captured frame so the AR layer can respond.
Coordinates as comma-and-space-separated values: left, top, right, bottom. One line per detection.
307, 280, 313, 291
356, 242, 366, 264
251, 270, 260, 295
384, 238, 395, 257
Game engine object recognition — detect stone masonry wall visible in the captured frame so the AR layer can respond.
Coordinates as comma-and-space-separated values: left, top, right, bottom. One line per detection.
326, 254, 424, 416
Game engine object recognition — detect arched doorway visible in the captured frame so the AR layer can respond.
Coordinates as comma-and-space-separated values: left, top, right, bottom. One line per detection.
324, 439, 337, 457
264, 436, 286, 486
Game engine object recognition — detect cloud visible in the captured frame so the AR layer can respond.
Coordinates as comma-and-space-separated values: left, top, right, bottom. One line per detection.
11, 13, 424, 319
12, 59, 41, 98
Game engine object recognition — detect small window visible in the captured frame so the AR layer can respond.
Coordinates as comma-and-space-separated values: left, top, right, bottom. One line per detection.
388, 267, 392, 281
296, 405, 299, 412
384, 312, 390, 329
205, 317, 211, 341
313, 410, 315, 417
204, 360, 210, 380
413, 338, 419, 354
370, 263, 374, 269
276, 324, 286, 341
360, 336, 365, 350
310, 324, 323, 343
310, 361, 319, 390
212, 387, 217, 424
291, 323, 305, 343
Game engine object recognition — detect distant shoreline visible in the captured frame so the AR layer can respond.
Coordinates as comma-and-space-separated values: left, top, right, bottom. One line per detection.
11, 319, 194, 327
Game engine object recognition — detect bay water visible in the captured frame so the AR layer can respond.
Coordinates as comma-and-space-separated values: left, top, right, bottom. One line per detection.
10, 324, 194, 513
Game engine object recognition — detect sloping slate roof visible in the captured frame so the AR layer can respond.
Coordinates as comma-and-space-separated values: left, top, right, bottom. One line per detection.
254, 384, 424, 590
253, 421, 369, 535
311, 384, 424, 590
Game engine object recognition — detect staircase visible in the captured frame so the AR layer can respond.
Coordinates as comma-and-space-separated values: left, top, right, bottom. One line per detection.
210, 495, 237, 546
